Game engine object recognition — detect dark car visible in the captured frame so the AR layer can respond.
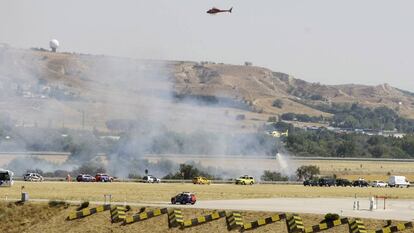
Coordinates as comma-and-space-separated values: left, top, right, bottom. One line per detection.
171, 192, 196, 205
352, 179, 369, 187
95, 173, 113, 182
336, 178, 352, 187
76, 174, 96, 182
318, 178, 336, 187
303, 179, 319, 186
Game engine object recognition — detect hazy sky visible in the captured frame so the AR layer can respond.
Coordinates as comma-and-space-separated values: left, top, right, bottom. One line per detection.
1, 1, 413, 91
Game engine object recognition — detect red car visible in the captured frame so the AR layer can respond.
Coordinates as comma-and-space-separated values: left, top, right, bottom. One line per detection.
95, 173, 113, 182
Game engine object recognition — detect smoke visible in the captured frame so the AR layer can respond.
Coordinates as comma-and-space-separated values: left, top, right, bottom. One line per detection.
0, 47, 294, 180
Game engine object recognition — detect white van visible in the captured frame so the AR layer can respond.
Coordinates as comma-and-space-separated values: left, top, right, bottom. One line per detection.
0, 169, 14, 187
388, 176, 410, 188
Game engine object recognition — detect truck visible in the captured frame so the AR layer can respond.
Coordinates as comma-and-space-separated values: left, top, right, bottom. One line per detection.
388, 176, 410, 188
0, 169, 14, 187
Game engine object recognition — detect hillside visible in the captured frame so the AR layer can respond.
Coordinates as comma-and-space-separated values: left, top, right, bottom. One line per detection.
1, 47, 414, 134
174, 62, 414, 119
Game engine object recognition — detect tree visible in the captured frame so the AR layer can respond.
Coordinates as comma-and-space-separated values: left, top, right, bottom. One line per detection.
369, 145, 385, 158
163, 163, 214, 180
272, 99, 284, 108
296, 165, 320, 180
261, 170, 288, 181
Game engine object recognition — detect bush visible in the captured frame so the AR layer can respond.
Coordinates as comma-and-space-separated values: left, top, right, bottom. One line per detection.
76, 201, 89, 211
163, 164, 214, 180
49, 200, 68, 208
296, 165, 320, 180
268, 116, 278, 122
321, 213, 340, 223
272, 99, 284, 108
128, 174, 142, 179
74, 162, 106, 175
261, 170, 288, 181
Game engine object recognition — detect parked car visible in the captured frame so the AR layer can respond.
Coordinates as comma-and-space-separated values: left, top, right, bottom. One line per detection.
193, 176, 211, 185
143, 175, 161, 183
76, 174, 96, 182
171, 192, 196, 205
336, 178, 352, 187
235, 175, 255, 185
318, 178, 336, 187
303, 179, 319, 186
388, 176, 410, 188
352, 179, 369, 187
370, 180, 388, 188
23, 173, 43, 182
95, 173, 113, 182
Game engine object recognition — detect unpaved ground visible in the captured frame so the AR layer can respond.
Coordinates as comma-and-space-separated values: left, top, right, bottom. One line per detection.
0, 202, 412, 233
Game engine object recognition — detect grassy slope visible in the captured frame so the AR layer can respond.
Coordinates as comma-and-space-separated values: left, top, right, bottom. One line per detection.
0, 202, 412, 233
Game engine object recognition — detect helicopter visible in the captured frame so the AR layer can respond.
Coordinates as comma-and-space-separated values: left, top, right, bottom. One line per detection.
207, 7, 233, 14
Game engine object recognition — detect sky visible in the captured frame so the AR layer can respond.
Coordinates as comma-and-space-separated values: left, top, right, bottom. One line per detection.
1, 0, 413, 91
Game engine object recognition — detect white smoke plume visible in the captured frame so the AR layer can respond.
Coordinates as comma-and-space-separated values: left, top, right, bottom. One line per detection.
0, 46, 292, 180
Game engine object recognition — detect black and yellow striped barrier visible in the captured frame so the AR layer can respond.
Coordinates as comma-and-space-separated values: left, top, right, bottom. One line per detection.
226, 212, 244, 231
110, 206, 127, 223
182, 211, 226, 228
372, 222, 413, 233
243, 213, 287, 231
304, 218, 349, 233
67, 204, 111, 220
168, 209, 184, 228
124, 208, 169, 225
65, 205, 413, 233
349, 219, 367, 233
287, 214, 305, 233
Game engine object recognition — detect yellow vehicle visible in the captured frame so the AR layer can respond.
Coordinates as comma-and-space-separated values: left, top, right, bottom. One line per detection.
235, 175, 255, 185
193, 176, 211, 185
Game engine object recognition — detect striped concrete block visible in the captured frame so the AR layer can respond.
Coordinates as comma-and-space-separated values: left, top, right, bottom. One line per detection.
110, 206, 127, 223
349, 219, 367, 233
287, 214, 305, 233
67, 204, 111, 220
243, 213, 287, 231
168, 209, 184, 228
182, 211, 226, 228
226, 212, 244, 231
304, 218, 349, 233
372, 222, 413, 233
124, 208, 169, 225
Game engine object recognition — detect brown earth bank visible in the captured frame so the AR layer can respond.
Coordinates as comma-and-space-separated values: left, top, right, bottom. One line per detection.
0, 202, 412, 233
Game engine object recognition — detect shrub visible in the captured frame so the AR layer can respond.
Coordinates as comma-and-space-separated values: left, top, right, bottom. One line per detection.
49, 200, 68, 208
261, 170, 288, 181
272, 99, 284, 108
76, 201, 89, 211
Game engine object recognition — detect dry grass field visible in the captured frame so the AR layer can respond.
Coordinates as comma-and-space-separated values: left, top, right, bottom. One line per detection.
295, 160, 414, 181
0, 202, 412, 233
147, 156, 414, 181
0, 181, 413, 203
